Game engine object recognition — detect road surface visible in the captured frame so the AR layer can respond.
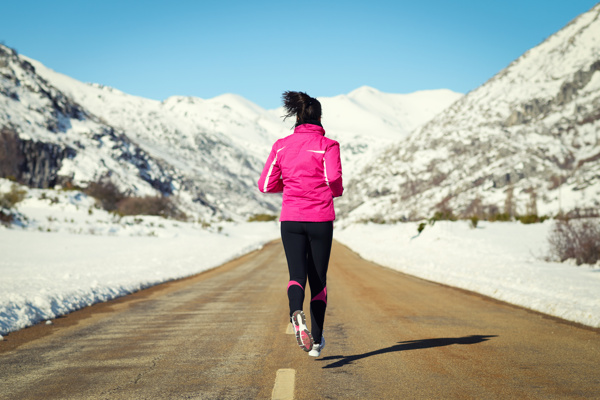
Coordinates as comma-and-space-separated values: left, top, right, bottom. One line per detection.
1, 240, 599, 399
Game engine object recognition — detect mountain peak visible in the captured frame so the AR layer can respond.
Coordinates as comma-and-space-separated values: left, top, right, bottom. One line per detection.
347, 85, 381, 96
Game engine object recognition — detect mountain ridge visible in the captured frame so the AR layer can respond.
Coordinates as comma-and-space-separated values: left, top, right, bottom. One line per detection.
2, 45, 460, 222
338, 4, 600, 223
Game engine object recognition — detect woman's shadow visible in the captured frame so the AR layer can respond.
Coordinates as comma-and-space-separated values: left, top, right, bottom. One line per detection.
318, 335, 497, 369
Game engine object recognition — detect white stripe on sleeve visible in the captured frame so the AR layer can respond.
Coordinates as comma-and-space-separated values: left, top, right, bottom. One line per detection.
263, 146, 285, 192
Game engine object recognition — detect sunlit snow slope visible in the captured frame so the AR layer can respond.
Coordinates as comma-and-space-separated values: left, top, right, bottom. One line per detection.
340, 4, 600, 222
1, 43, 460, 221
316, 86, 462, 177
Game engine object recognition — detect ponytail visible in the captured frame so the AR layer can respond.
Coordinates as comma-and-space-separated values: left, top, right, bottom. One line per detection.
282, 91, 322, 125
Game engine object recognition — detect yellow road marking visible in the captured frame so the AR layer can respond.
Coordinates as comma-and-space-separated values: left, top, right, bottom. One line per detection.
272, 368, 295, 400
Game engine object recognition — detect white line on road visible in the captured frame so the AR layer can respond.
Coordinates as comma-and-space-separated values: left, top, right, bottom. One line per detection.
272, 368, 295, 400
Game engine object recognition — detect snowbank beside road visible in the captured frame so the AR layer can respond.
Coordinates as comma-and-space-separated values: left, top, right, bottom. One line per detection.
335, 221, 600, 328
0, 222, 280, 335
2, 218, 598, 337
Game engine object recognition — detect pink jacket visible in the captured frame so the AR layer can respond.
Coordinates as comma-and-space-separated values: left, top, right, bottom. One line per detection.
258, 123, 343, 222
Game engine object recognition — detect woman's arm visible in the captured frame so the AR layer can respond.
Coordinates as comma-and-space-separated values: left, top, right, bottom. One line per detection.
258, 144, 284, 193
325, 142, 343, 197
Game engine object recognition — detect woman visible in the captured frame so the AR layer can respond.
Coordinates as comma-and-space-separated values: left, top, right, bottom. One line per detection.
258, 91, 343, 357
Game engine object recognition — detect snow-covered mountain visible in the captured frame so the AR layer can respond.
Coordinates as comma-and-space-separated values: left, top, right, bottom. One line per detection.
306, 86, 462, 177
0, 49, 168, 195
5, 50, 294, 220
339, 4, 600, 223
0, 45, 286, 221
1, 43, 460, 222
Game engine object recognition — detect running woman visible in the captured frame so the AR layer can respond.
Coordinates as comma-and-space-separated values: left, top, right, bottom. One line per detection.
258, 91, 343, 357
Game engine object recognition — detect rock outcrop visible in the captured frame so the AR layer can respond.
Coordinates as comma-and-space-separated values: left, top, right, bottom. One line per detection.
0, 125, 76, 188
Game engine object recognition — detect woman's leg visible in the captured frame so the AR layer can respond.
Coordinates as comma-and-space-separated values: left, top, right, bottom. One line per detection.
305, 222, 333, 344
280, 221, 308, 316
281, 221, 316, 352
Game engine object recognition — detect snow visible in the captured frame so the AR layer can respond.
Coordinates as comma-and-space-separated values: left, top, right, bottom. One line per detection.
0, 222, 280, 335
1, 177, 284, 335
335, 220, 600, 328
6, 50, 461, 223
2, 189, 598, 335
338, 4, 600, 224
316, 86, 462, 177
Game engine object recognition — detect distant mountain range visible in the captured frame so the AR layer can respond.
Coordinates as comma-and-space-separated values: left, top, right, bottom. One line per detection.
0, 43, 459, 221
337, 3, 600, 223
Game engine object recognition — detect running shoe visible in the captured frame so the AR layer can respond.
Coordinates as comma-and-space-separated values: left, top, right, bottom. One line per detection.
291, 310, 313, 352
309, 336, 325, 357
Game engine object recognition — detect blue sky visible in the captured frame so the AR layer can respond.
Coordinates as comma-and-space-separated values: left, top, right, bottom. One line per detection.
1, 1, 598, 109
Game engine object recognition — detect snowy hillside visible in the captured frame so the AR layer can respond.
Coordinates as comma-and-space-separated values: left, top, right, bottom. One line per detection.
3, 49, 288, 221
339, 4, 600, 222
24, 58, 288, 162
2, 42, 460, 223
336, 221, 600, 328
0, 46, 171, 197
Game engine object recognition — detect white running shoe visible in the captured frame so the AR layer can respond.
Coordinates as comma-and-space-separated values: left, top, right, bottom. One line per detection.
291, 310, 313, 352
309, 336, 325, 357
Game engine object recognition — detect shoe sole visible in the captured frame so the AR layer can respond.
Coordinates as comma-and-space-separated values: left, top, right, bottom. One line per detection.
292, 310, 313, 352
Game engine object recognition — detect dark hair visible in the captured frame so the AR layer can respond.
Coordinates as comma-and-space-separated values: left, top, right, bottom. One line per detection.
281, 91, 321, 125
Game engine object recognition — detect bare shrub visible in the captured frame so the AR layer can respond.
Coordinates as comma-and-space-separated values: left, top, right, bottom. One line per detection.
84, 181, 125, 211
83, 181, 186, 220
0, 209, 13, 225
488, 213, 511, 222
0, 184, 26, 209
0, 182, 27, 227
517, 214, 549, 224
469, 215, 479, 228
429, 208, 457, 225
247, 214, 277, 222
117, 196, 183, 219
547, 219, 600, 265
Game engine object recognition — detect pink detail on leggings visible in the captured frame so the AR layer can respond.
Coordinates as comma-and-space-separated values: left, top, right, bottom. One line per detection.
311, 287, 327, 304
287, 280, 304, 291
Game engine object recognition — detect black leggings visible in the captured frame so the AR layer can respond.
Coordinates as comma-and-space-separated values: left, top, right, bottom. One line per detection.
280, 221, 333, 343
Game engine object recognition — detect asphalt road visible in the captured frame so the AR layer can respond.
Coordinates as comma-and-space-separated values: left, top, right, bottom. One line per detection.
1, 240, 599, 399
